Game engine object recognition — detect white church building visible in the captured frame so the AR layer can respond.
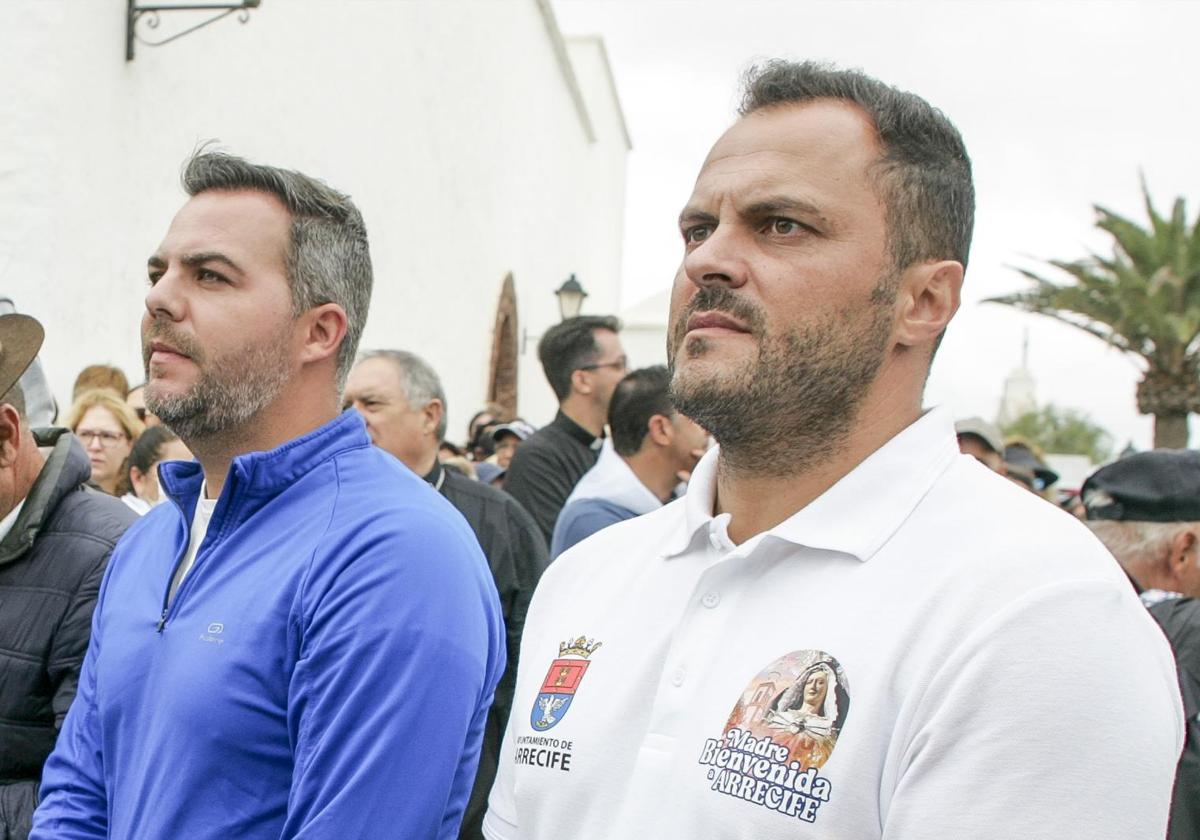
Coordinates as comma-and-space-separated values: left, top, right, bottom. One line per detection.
0, 0, 633, 440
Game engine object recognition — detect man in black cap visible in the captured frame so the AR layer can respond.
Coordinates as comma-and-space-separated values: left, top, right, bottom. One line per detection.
0, 315, 136, 839
1084, 449, 1200, 840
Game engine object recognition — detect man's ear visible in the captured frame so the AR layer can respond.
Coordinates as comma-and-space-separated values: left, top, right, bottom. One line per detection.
422, 398, 444, 438
298, 303, 349, 367
570, 368, 593, 397
646, 414, 673, 448
893, 260, 963, 349
0, 405, 22, 468
1167, 528, 1198, 584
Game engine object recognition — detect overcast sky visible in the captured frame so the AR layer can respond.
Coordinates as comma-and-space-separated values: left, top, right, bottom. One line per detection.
553, 0, 1200, 454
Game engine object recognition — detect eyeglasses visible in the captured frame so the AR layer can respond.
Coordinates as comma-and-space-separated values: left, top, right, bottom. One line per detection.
578, 355, 628, 373
76, 429, 129, 447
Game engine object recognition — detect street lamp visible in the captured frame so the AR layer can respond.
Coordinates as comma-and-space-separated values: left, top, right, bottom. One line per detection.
554, 274, 588, 321
522, 274, 591, 354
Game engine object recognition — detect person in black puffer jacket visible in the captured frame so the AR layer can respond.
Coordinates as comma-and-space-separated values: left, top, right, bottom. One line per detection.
0, 334, 137, 839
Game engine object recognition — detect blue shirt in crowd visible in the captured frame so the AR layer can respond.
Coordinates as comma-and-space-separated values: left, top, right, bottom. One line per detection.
32, 410, 505, 840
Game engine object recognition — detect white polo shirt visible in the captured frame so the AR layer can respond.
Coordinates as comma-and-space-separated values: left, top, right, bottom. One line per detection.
484, 407, 1183, 839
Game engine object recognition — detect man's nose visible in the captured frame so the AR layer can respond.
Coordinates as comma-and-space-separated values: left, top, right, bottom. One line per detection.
682, 226, 750, 290
144, 266, 186, 322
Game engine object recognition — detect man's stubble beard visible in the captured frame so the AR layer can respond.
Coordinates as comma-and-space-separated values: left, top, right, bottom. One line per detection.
667, 279, 897, 477
143, 317, 295, 445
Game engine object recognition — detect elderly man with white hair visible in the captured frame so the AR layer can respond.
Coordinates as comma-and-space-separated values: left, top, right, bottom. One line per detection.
1084, 449, 1200, 840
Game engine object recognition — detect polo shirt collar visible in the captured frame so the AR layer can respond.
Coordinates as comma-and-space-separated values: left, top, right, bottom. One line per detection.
664, 406, 958, 562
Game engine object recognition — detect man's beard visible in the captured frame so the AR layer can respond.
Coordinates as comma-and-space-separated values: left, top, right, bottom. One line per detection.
142, 318, 294, 443
667, 281, 896, 476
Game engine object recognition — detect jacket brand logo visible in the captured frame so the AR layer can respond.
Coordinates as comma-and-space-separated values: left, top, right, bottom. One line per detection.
200, 622, 226, 645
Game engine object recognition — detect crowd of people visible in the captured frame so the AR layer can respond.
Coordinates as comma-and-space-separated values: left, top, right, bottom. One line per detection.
0, 59, 1196, 840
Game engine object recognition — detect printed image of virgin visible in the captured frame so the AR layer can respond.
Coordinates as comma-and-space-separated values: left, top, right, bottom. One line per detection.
762, 661, 849, 767
725, 651, 850, 770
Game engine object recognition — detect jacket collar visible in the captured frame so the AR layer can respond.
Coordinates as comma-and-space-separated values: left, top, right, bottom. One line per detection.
159, 409, 372, 529
663, 407, 958, 562
0, 427, 92, 566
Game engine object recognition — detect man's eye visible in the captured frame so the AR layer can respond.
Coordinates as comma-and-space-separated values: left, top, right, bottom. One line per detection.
683, 225, 712, 244
147, 272, 162, 286
198, 268, 227, 284
769, 218, 804, 235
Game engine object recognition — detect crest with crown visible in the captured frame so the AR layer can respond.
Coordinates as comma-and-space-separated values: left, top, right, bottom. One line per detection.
559, 635, 603, 658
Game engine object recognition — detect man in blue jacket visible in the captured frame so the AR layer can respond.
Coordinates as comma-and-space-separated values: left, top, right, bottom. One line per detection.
32, 150, 505, 840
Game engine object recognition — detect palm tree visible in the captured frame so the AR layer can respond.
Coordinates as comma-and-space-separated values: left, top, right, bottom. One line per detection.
986, 182, 1200, 449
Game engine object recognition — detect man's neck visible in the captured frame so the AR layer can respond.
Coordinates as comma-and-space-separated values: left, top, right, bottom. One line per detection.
411, 448, 439, 480
624, 449, 677, 503
714, 395, 921, 545
558, 396, 606, 439
188, 391, 340, 499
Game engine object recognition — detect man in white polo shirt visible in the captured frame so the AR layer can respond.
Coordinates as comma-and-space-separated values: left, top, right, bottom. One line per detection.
484, 60, 1183, 839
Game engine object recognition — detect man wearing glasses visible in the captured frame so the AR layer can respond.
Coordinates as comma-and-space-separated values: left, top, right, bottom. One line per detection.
503, 315, 627, 544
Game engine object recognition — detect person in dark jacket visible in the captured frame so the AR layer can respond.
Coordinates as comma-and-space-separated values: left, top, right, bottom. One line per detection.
344, 349, 549, 840
0, 314, 137, 840
1084, 449, 1200, 840
502, 315, 625, 543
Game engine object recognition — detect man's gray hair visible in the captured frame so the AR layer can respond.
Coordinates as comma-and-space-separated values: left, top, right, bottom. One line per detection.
182, 149, 373, 389
1086, 520, 1194, 574
360, 350, 448, 441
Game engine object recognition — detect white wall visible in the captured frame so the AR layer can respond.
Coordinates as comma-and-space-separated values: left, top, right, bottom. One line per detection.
0, 0, 628, 440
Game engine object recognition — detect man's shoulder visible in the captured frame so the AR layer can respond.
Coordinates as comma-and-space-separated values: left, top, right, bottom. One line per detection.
512, 426, 569, 458
43, 483, 139, 547
542, 500, 683, 587
557, 497, 636, 535
918, 456, 1115, 571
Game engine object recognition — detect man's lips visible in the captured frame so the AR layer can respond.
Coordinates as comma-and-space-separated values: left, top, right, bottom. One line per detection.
148, 341, 191, 363
685, 311, 751, 335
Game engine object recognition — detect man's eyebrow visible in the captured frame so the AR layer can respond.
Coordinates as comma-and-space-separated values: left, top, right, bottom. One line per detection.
678, 207, 718, 226
741, 196, 829, 223
179, 251, 244, 273
146, 252, 244, 273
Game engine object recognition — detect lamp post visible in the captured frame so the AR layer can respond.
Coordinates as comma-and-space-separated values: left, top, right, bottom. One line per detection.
554, 274, 588, 321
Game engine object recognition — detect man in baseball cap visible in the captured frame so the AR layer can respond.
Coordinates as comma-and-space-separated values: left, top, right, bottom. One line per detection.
1084, 449, 1200, 839
954, 416, 1005, 474
0, 314, 136, 839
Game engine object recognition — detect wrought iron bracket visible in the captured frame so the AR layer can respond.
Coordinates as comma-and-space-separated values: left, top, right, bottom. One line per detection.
126, 0, 261, 62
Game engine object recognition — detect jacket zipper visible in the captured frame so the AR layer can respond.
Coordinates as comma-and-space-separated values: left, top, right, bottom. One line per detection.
156, 536, 191, 632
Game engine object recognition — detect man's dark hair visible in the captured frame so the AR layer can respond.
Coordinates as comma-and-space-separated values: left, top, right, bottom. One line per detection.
182, 148, 373, 388
609, 366, 673, 457
537, 315, 621, 401
740, 60, 975, 272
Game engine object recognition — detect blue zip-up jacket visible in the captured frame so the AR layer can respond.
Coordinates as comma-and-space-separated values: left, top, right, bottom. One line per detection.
31, 410, 505, 839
